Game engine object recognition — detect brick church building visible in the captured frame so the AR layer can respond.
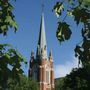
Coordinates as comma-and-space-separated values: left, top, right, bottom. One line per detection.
28, 13, 55, 90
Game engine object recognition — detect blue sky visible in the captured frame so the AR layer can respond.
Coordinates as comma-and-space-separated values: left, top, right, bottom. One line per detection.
0, 0, 83, 78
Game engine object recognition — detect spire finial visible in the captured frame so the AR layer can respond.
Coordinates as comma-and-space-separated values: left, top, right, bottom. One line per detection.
42, 0, 44, 13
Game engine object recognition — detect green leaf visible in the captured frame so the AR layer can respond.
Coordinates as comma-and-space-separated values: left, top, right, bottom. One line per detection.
72, 7, 89, 25
5, 16, 13, 24
67, 10, 73, 17
53, 2, 64, 17
12, 21, 18, 32
79, 0, 90, 6
56, 22, 72, 43
4, 53, 10, 60
1, 25, 7, 30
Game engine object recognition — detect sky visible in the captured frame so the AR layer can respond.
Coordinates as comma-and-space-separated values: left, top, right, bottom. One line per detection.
0, 0, 83, 78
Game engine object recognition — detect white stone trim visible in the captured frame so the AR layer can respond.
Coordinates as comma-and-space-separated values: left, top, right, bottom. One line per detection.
39, 66, 42, 68
39, 65, 46, 68
39, 82, 47, 84
51, 84, 55, 86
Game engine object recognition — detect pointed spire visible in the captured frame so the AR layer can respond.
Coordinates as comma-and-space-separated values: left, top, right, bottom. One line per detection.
31, 50, 34, 58
36, 13, 47, 60
49, 49, 53, 61
49, 49, 52, 57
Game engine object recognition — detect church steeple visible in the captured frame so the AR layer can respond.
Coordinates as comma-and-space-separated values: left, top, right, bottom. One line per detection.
36, 13, 47, 59
29, 6, 55, 90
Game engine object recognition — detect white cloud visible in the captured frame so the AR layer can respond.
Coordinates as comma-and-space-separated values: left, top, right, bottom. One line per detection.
54, 57, 79, 78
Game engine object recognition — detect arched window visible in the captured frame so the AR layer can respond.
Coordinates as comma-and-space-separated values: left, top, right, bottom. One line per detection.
32, 65, 38, 81
46, 68, 50, 84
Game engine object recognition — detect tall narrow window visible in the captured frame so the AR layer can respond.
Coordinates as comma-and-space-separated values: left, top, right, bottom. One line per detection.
46, 70, 50, 84
32, 65, 38, 81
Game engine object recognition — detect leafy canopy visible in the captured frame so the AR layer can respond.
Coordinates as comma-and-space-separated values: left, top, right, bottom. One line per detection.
53, 0, 90, 43
7, 75, 39, 90
0, 0, 27, 89
53, 0, 90, 67
0, 0, 18, 36
0, 44, 27, 88
53, 0, 90, 89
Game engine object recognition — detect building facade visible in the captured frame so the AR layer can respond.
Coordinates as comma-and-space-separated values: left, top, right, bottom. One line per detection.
28, 13, 54, 90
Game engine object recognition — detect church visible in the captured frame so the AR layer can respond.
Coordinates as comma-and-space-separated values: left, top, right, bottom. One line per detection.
28, 12, 55, 90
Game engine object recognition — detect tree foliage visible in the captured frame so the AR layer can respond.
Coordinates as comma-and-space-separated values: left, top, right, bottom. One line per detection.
7, 75, 39, 90
53, 0, 90, 89
55, 67, 90, 90
0, 0, 27, 89
0, 44, 27, 89
55, 77, 65, 90
53, 0, 90, 43
53, 0, 90, 68
0, 0, 17, 36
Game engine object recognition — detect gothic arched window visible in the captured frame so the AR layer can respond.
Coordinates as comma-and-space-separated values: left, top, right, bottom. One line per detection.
32, 65, 38, 81
46, 67, 50, 84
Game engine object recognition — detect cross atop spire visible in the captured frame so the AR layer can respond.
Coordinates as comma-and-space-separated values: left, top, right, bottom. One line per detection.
36, 12, 47, 60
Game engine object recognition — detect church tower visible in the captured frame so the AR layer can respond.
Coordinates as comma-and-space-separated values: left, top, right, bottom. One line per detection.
28, 13, 54, 90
